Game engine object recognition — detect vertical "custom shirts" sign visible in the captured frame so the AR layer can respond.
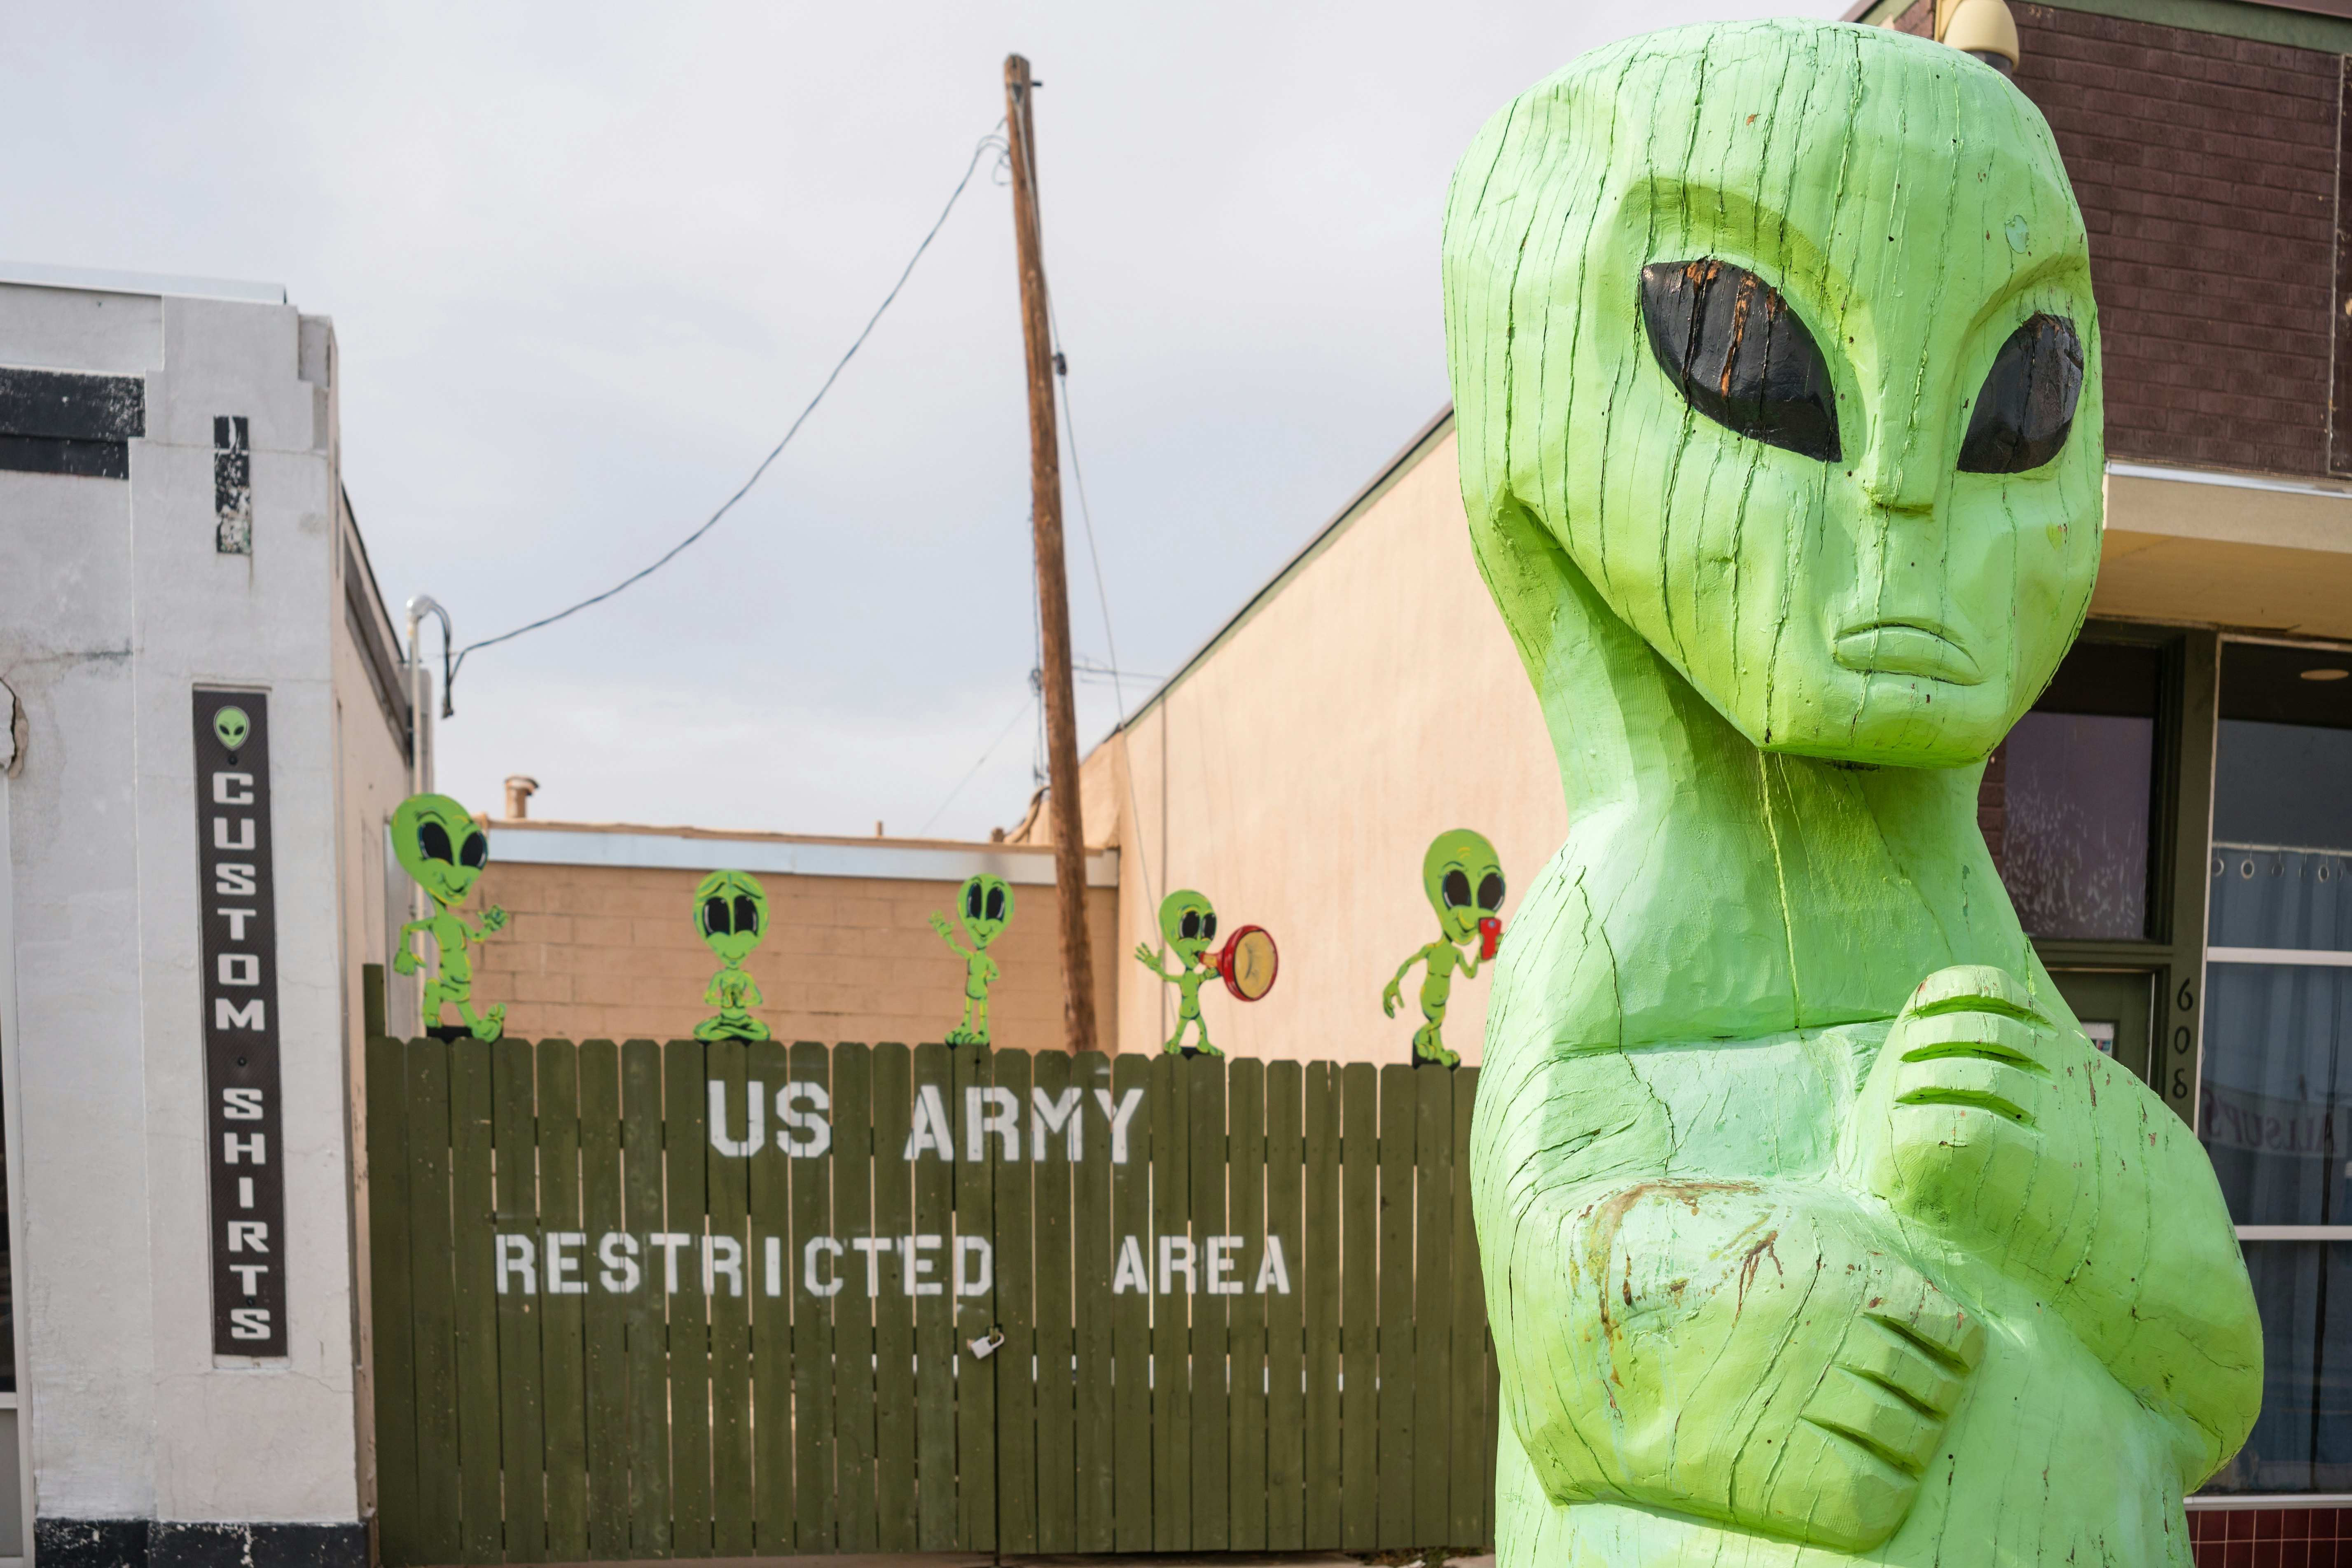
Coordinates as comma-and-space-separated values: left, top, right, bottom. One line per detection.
194, 690, 289, 1357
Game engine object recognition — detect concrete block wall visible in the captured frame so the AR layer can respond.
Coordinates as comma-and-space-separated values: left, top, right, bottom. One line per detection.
462, 857, 1120, 1053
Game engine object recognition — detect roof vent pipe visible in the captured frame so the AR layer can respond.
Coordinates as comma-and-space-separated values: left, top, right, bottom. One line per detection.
504, 776, 539, 820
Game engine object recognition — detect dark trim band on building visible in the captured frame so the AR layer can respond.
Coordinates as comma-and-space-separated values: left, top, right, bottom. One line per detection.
35, 1519, 366, 1568
0, 367, 144, 480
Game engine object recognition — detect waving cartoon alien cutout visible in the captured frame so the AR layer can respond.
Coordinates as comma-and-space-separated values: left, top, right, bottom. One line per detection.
929, 873, 1012, 1046
391, 793, 507, 1041
1383, 829, 1504, 1068
1444, 20, 2256, 1566
1134, 889, 1223, 1057
693, 869, 772, 1042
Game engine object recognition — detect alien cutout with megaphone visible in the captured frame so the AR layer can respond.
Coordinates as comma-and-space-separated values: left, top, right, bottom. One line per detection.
1133, 889, 1278, 1056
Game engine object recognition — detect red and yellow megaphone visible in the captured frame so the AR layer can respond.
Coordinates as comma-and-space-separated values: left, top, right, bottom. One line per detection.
1209, 924, 1279, 1001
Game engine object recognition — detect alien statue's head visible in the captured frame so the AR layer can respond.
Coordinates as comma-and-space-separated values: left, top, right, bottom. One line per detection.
1443, 19, 2101, 769
1159, 890, 1218, 970
393, 794, 489, 912
957, 874, 1013, 950
1424, 829, 1506, 944
694, 869, 770, 966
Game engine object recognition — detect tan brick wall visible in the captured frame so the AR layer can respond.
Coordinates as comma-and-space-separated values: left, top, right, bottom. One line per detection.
440, 860, 1120, 1050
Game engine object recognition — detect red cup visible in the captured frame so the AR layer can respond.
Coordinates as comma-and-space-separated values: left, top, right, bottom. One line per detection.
1478, 916, 1502, 960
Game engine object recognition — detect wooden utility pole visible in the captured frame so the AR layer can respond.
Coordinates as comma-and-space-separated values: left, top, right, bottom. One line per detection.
1004, 53, 1099, 1056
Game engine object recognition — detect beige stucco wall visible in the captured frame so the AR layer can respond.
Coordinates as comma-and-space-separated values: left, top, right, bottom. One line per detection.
1075, 423, 1568, 1068
459, 855, 1120, 1050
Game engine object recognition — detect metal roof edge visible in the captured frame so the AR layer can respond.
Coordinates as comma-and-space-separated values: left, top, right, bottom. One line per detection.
486, 824, 1118, 887
1104, 403, 1456, 746
0, 259, 288, 306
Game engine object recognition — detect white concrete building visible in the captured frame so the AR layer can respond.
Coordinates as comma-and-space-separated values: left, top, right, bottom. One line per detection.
0, 264, 410, 1568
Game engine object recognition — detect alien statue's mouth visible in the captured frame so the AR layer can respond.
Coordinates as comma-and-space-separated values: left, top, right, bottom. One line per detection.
1832, 620, 1985, 686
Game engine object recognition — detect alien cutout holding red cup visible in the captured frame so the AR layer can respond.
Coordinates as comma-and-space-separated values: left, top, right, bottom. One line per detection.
1382, 829, 1504, 1069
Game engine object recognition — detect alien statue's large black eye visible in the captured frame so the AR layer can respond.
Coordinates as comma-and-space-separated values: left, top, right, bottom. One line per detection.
1640, 259, 1842, 462
732, 896, 759, 934
1958, 314, 2083, 474
1477, 873, 1505, 912
459, 831, 489, 870
966, 883, 984, 919
418, 821, 454, 864
1181, 912, 1201, 940
1442, 870, 1472, 909
702, 897, 731, 936
1202, 913, 1218, 941
985, 888, 1005, 922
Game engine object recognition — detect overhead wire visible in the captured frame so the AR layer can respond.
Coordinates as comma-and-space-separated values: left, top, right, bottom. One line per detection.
917, 691, 1037, 838
442, 123, 1011, 704
1047, 292, 1160, 915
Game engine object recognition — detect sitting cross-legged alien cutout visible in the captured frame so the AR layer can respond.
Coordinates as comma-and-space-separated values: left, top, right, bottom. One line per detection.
692, 869, 772, 1042
1442, 20, 2258, 1566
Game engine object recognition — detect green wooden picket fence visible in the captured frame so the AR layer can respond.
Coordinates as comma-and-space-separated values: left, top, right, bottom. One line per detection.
362, 1038, 1498, 1564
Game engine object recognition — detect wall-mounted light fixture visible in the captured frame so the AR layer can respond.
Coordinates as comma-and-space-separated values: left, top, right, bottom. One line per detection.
1937, 0, 2021, 76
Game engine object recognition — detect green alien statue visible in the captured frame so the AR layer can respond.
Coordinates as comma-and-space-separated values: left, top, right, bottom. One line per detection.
1382, 829, 1506, 1069
1133, 889, 1224, 1057
692, 869, 772, 1042
1443, 20, 2258, 1566
391, 793, 508, 1041
929, 873, 1012, 1046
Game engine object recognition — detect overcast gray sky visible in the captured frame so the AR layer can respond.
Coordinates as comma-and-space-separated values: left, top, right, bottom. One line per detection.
2, 0, 1832, 840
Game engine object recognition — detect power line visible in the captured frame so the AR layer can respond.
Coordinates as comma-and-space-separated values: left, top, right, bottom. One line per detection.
1047, 296, 1161, 913
444, 123, 1010, 704
918, 692, 1036, 838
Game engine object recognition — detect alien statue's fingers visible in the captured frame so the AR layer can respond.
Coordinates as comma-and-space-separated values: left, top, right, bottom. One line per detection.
1890, 1055, 2049, 1128
1856, 966, 2100, 1278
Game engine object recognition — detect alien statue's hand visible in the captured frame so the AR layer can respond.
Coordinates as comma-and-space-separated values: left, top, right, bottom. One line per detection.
929, 912, 955, 941
1516, 1185, 1983, 1550
480, 906, 508, 935
1381, 978, 1402, 1018
393, 949, 419, 976
1850, 964, 2263, 1480
1851, 966, 2098, 1288
1132, 942, 1161, 971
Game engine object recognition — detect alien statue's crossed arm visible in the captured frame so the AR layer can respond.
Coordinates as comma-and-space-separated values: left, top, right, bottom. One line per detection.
1480, 929, 2256, 1550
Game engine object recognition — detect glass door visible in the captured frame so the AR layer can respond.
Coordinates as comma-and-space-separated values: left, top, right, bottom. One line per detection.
2196, 638, 2352, 1496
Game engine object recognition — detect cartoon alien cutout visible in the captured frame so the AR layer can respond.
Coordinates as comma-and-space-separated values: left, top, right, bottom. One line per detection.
1443, 20, 2256, 1566
692, 869, 772, 1041
1382, 829, 1504, 1068
929, 873, 1012, 1047
391, 793, 507, 1041
1134, 889, 1226, 1056
211, 705, 251, 755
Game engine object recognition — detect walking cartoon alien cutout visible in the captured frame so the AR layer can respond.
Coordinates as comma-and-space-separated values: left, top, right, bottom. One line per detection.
391, 793, 507, 1041
1443, 20, 2256, 1566
692, 869, 772, 1041
928, 873, 1011, 1046
1383, 829, 1504, 1068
